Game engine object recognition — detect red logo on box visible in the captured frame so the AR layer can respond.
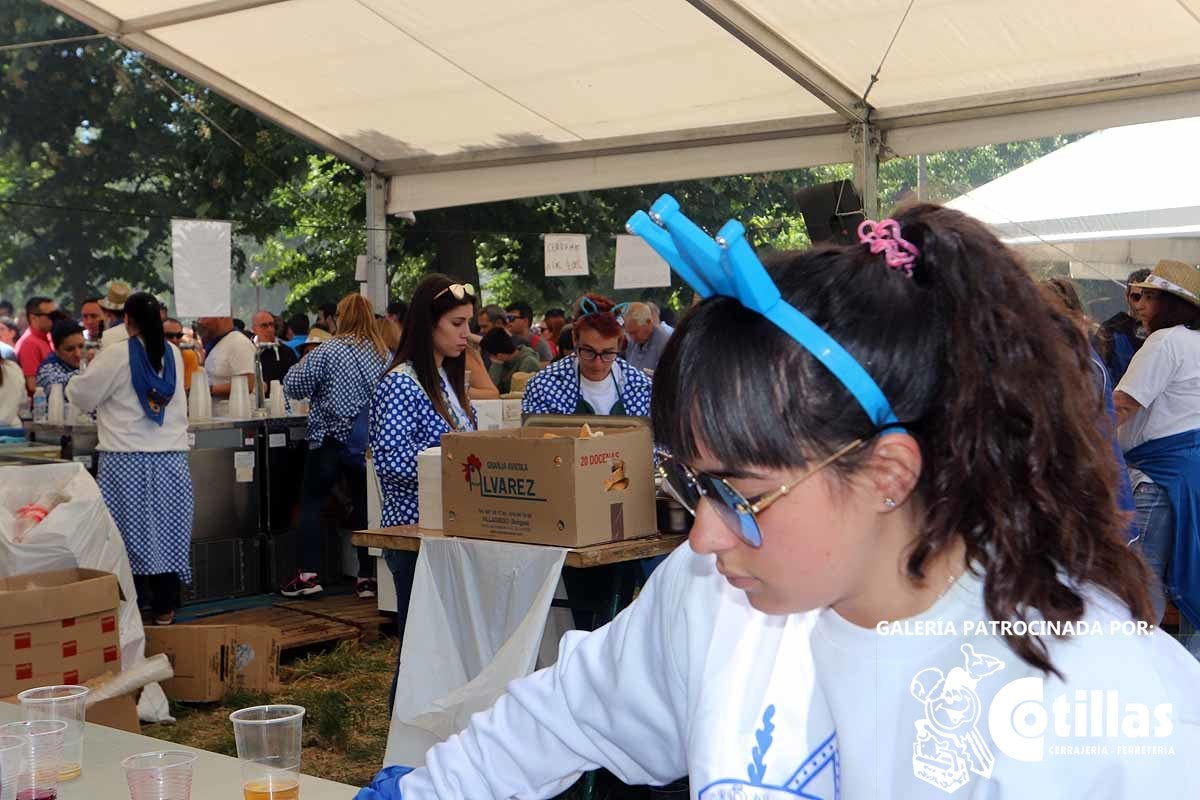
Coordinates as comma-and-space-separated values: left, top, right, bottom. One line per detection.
62, 670, 78, 684
62, 641, 77, 658
15, 663, 32, 680
103, 646, 118, 663
101, 616, 116, 633
61, 618, 76, 628
14, 632, 31, 650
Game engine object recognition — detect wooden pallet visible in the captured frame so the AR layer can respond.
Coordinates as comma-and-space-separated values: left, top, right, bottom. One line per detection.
195, 605, 360, 651
280, 594, 392, 642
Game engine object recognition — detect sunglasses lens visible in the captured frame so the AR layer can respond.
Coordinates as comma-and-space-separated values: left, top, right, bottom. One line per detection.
660, 461, 700, 513
698, 477, 763, 547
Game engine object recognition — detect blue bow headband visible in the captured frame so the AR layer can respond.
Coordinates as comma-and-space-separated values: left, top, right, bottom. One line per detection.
626, 194, 901, 430
578, 296, 630, 318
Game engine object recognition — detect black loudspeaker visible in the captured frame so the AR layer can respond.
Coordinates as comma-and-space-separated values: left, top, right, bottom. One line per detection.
794, 180, 865, 246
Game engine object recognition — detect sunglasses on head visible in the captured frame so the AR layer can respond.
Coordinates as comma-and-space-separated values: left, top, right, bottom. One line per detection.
657, 438, 865, 547
434, 283, 475, 302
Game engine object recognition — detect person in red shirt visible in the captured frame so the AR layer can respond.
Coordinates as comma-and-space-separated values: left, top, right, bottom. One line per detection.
15, 297, 57, 395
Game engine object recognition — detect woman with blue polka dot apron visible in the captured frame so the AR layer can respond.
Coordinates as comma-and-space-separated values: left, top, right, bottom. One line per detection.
370, 274, 477, 704
67, 293, 192, 626
521, 293, 651, 419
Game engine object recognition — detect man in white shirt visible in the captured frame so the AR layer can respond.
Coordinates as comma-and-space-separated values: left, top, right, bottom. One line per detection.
199, 316, 257, 417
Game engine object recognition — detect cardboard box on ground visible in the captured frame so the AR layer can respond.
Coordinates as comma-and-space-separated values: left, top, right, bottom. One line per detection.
145, 625, 280, 703
441, 426, 657, 547
0, 568, 139, 732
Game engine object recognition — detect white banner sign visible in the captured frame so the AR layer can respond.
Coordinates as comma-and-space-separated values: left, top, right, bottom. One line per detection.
544, 234, 589, 277
172, 219, 231, 317
613, 234, 672, 289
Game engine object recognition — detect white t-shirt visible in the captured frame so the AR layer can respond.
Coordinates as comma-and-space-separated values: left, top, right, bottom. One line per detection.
579, 372, 619, 415
1117, 325, 1200, 487
205, 330, 257, 417
398, 545, 1200, 799
0, 360, 24, 426
66, 340, 188, 452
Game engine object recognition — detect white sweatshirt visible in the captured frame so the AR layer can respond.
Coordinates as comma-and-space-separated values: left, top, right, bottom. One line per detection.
398, 545, 1200, 799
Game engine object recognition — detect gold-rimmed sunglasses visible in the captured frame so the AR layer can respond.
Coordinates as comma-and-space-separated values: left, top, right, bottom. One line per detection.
657, 438, 866, 547
434, 283, 475, 301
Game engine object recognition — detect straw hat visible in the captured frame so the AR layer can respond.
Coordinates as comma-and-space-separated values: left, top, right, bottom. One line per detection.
509, 371, 535, 395
1132, 259, 1200, 308
299, 328, 332, 352
98, 281, 131, 312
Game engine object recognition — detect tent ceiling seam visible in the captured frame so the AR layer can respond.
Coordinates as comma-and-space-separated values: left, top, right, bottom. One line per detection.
352, 0, 584, 143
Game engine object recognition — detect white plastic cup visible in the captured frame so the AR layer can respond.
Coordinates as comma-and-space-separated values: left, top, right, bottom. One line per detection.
18, 685, 88, 781
0, 720, 67, 800
229, 705, 305, 800
46, 385, 65, 425
121, 750, 197, 800
268, 382, 286, 417
0, 734, 25, 800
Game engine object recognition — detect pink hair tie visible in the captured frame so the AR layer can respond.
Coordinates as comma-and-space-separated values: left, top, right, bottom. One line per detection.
857, 219, 920, 278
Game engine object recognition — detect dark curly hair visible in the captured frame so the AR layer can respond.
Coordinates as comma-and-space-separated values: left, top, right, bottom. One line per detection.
652, 203, 1153, 677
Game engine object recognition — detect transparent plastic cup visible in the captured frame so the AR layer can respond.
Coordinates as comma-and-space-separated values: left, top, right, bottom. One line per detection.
121, 751, 197, 800
0, 720, 67, 800
18, 685, 89, 781
0, 734, 26, 800
229, 705, 305, 800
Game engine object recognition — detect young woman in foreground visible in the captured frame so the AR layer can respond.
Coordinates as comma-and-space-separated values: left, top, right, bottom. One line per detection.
360, 203, 1200, 799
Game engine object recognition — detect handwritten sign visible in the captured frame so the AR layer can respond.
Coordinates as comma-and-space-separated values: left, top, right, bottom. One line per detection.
613, 234, 671, 289
544, 234, 589, 277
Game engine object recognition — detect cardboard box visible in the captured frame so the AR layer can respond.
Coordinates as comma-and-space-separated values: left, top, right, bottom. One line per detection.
0, 569, 122, 697
441, 426, 657, 547
88, 694, 140, 734
473, 399, 523, 431
145, 624, 279, 703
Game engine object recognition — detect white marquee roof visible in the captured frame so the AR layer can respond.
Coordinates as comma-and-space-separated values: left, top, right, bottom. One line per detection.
44, 0, 1200, 212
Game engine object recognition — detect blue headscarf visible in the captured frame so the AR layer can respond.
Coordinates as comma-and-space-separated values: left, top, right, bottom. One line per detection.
128, 337, 176, 425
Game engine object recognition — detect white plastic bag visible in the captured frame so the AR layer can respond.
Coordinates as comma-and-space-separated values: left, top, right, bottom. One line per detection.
0, 463, 170, 722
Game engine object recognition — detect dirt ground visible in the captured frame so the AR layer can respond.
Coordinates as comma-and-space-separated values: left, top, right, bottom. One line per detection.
141, 635, 666, 799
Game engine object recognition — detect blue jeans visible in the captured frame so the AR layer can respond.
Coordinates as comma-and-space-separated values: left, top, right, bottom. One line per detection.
385, 549, 418, 712
296, 439, 372, 578
1130, 482, 1200, 656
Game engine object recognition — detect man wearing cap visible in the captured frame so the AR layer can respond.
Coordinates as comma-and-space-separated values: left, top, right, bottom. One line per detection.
98, 281, 131, 349
1113, 258, 1200, 657
15, 296, 56, 394
251, 310, 297, 395
198, 316, 257, 417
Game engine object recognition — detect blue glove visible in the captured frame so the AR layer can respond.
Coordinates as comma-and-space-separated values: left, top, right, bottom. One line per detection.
354, 765, 414, 800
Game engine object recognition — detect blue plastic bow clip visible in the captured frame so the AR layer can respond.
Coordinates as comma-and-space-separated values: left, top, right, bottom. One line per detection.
626, 195, 901, 430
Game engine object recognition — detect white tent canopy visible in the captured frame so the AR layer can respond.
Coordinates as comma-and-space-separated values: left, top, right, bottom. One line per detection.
42, 0, 1200, 214
947, 116, 1200, 273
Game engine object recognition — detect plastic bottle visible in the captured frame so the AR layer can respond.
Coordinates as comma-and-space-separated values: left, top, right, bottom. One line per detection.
31, 387, 48, 423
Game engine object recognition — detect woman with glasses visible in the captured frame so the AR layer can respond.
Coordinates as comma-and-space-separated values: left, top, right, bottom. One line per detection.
359, 203, 1199, 800
282, 293, 390, 599
520, 293, 651, 418
370, 274, 477, 695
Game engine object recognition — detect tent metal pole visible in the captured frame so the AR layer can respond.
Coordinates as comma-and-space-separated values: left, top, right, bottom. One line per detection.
366, 173, 389, 312
852, 123, 880, 219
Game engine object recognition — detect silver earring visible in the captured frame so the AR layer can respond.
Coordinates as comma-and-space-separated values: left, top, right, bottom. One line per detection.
883, 497, 897, 510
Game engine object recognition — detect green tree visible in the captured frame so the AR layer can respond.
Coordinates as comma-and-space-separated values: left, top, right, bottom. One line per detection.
0, 1, 314, 308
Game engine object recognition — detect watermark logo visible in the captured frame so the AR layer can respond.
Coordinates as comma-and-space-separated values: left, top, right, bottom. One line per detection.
909, 643, 1005, 793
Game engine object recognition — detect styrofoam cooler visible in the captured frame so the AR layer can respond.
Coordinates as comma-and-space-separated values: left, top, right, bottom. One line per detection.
417, 447, 442, 530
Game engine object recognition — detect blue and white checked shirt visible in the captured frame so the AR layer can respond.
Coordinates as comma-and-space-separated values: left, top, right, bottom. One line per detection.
284, 337, 387, 447
521, 355, 652, 417
36, 354, 78, 394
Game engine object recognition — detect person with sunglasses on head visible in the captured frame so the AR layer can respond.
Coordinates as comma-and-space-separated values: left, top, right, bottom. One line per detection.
520, 293, 651, 418
1113, 259, 1200, 659
35, 320, 85, 394
357, 202, 1199, 800
282, 293, 390, 599
67, 293, 191, 626
1096, 268, 1151, 385
370, 275, 477, 696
